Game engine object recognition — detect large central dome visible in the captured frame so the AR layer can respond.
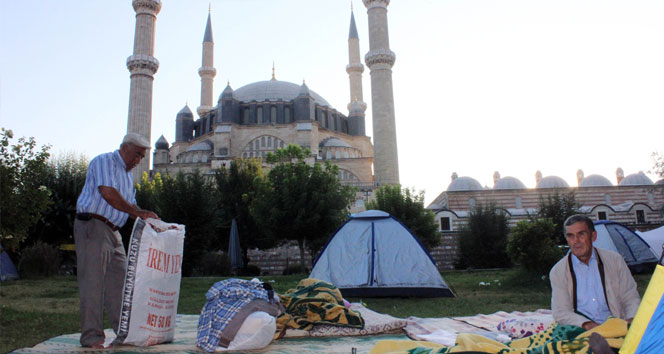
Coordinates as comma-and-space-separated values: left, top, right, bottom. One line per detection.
233, 79, 331, 107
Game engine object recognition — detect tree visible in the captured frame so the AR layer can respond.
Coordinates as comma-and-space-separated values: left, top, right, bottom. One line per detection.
651, 151, 664, 179
251, 145, 356, 269
213, 158, 273, 263
135, 170, 220, 276
538, 191, 580, 244
456, 202, 511, 269
365, 184, 440, 249
651, 151, 664, 217
0, 128, 52, 250
28, 152, 89, 246
507, 218, 565, 274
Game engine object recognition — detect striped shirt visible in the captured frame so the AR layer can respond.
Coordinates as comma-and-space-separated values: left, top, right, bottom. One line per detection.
76, 150, 136, 228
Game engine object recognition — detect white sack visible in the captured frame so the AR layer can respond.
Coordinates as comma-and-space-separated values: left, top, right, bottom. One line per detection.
114, 218, 185, 346
214, 311, 276, 352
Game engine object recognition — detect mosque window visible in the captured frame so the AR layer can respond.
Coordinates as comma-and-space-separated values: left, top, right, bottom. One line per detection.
201, 154, 208, 163
440, 217, 451, 231
344, 151, 349, 158
335, 151, 341, 159
218, 148, 228, 156
597, 211, 607, 220
271, 106, 277, 123
636, 210, 646, 224
257, 106, 263, 124
242, 135, 286, 159
285, 107, 292, 123
193, 155, 199, 163
243, 108, 250, 124
515, 196, 522, 209
326, 151, 332, 160
468, 198, 475, 208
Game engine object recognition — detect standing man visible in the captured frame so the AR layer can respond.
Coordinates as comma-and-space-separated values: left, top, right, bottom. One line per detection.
74, 133, 158, 348
549, 214, 641, 330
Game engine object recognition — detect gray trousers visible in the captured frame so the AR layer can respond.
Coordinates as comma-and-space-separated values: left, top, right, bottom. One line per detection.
74, 218, 126, 347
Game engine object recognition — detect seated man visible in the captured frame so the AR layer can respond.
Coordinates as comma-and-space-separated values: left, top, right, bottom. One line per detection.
549, 214, 640, 330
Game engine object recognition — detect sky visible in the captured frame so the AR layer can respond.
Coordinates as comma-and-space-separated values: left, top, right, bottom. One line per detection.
1, 0, 663, 205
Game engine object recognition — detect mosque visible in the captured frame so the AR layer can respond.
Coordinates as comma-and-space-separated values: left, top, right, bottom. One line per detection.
124, 0, 400, 194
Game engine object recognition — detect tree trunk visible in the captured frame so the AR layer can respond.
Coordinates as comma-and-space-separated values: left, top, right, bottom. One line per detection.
298, 239, 306, 271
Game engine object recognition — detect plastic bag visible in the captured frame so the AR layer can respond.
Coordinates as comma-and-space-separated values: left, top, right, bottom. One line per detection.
215, 311, 276, 352
114, 218, 185, 346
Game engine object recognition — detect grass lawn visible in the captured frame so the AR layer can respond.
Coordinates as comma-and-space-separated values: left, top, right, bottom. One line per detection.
0, 269, 653, 353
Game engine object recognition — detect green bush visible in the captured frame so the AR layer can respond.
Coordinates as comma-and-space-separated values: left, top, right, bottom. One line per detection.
455, 203, 511, 269
282, 264, 308, 275
238, 264, 261, 277
18, 242, 61, 278
507, 218, 566, 274
193, 251, 231, 276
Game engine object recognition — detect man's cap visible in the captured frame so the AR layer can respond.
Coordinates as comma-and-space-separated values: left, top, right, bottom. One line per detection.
122, 133, 150, 148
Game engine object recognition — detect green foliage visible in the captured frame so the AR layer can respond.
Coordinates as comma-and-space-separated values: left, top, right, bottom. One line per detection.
28, 152, 89, 247
251, 144, 356, 268
507, 218, 566, 274
366, 185, 440, 249
135, 170, 219, 276
651, 151, 664, 178
456, 203, 511, 269
0, 128, 52, 250
282, 264, 308, 275
538, 191, 580, 244
17, 242, 61, 278
213, 159, 273, 258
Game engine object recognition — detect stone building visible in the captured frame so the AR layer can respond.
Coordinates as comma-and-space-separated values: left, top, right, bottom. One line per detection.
150, 1, 401, 192
426, 169, 664, 270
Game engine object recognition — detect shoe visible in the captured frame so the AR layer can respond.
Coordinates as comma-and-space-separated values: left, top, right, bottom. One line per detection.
87, 341, 105, 349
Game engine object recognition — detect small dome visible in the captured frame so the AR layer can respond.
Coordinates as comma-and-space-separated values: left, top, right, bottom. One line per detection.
536, 176, 569, 189
448, 176, 483, 191
320, 137, 351, 148
221, 82, 234, 99
494, 176, 526, 190
186, 140, 213, 152
619, 171, 654, 186
233, 79, 330, 107
579, 174, 613, 187
177, 105, 193, 117
155, 135, 169, 150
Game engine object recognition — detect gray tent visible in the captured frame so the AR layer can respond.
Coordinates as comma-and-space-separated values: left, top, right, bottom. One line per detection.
310, 210, 454, 297
593, 220, 658, 273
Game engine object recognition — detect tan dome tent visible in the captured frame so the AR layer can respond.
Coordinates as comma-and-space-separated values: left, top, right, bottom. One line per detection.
310, 210, 454, 297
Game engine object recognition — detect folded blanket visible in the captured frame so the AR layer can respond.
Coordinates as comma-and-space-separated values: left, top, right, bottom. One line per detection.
283, 303, 407, 338
276, 278, 364, 335
371, 317, 628, 354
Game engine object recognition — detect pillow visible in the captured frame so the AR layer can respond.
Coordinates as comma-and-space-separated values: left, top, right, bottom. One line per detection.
496, 317, 553, 339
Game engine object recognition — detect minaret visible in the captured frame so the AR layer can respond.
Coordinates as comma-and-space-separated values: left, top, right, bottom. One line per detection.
126, 0, 161, 181
197, 9, 216, 117
347, 6, 367, 113
363, 0, 399, 185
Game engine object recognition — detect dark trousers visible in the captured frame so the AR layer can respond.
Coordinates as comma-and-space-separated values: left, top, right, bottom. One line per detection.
73, 218, 126, 347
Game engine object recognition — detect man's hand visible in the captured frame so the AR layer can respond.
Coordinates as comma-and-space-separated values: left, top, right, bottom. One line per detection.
582, 321, 599, 330
136, 209, 159, 220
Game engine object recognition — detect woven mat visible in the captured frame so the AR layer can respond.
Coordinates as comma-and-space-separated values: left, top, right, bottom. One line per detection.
11, 313, 407, 353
